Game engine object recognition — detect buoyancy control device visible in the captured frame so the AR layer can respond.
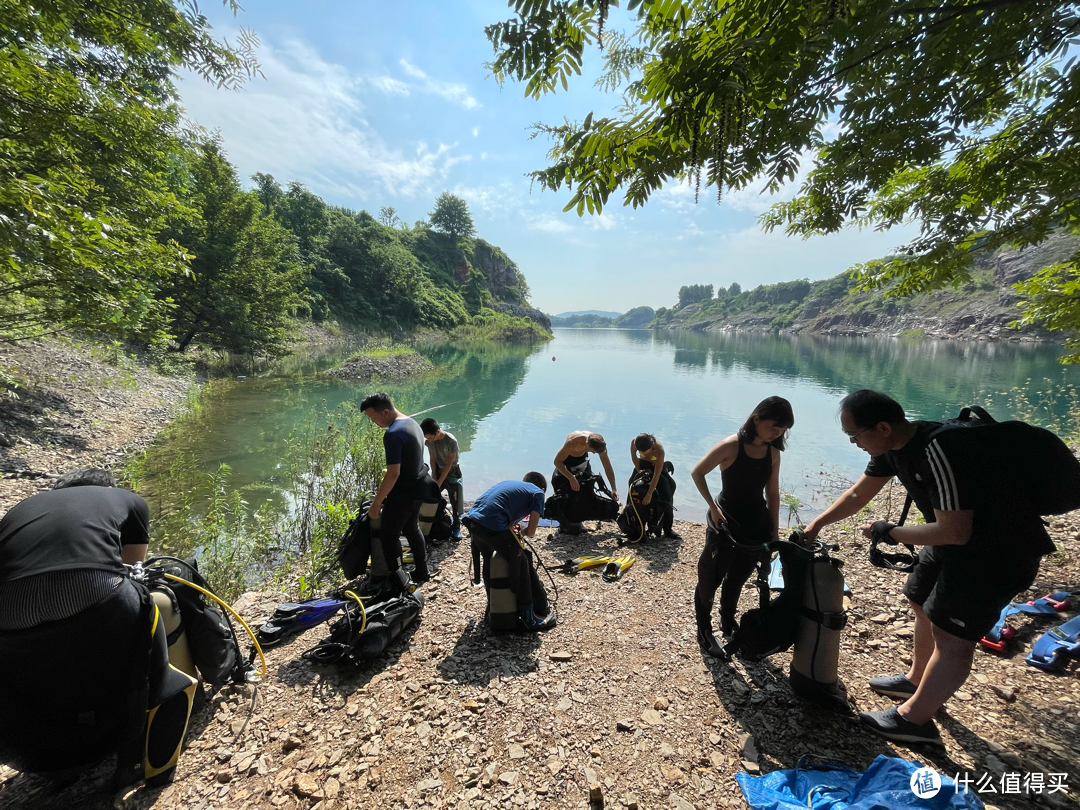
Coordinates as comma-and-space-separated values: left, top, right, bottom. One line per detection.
477, 543, 550, 632
302, 590, 424, 665
617, 465, 664, 543
545, 473, 620, 525
729, 532, 849, 710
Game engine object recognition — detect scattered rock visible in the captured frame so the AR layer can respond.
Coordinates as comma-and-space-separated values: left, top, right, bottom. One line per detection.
641, 709, 664, 726
550, 651, 574, 662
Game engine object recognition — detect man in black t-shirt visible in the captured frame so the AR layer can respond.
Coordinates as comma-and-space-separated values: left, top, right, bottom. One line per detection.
804, 390, 1052, 745
0, 468, 194, 784
361, 392, 432, 586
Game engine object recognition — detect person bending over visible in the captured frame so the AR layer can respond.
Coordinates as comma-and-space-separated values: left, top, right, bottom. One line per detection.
553, 430, 619, 502
0, 469, 196, 786
362, 392, 432, 587
420, 417, 464, 542
629, 432, 681, 539
691, 396, 793, 657
801, 389, 1054, 745
463, 472, 554, 631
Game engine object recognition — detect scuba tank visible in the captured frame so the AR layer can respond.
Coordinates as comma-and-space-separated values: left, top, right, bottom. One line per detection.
150, 588, 198, 683
788, 531, 850, 711
486, 551, 519, 632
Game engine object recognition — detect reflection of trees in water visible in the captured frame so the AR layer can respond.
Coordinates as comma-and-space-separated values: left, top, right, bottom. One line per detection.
389, 341, 543, 450
648, 330, 1078, 420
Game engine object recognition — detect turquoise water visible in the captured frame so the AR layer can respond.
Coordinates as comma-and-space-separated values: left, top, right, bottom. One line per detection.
139, 329, 1080, 523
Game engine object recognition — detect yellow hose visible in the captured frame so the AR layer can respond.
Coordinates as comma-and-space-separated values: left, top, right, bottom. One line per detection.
344, 589, 368, 635
162, 573, 267, 678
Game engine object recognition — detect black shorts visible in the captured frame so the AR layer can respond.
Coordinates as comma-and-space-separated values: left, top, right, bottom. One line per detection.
903, 545, 1043, 642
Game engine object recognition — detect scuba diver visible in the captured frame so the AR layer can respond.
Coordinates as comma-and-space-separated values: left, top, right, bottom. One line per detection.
629, 433, 681, 539
553, 430, 618, 499
420, 418, 464, 542
361, 392, 433, 587
0, 469, 197, 786
801, 390, 1055, 745
691, 396, 794, 657
462, 472, 555, 631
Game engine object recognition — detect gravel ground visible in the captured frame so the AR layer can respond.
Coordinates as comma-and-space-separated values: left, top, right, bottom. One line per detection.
2, 512, 1077, 810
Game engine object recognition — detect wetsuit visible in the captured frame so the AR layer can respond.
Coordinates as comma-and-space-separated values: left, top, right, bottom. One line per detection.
553, 450, 592, 492
380, 417, 429, 579
632, 451, 676, 532
695, 439, 774, 635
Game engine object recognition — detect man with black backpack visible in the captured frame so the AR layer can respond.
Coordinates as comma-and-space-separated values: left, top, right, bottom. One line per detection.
0, 469, 196, 786
803, 390, 1057, 745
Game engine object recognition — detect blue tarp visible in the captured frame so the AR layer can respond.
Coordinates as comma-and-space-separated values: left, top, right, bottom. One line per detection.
737, 755, 984, 810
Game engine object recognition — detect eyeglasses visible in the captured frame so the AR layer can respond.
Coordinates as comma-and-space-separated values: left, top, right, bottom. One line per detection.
843, 426, 871, 442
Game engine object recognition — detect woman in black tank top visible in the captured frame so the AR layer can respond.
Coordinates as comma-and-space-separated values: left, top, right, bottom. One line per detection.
690, 396, 794, 657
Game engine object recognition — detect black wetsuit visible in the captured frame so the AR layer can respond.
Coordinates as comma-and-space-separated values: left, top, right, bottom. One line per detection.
695, 439, 774, 634
553, 450, 592, 491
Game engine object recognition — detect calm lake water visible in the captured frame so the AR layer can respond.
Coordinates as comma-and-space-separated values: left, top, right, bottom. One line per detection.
139, 329, 1080, 526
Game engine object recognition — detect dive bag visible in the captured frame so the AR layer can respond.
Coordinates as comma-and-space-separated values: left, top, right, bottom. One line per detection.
545, 473, 620, 524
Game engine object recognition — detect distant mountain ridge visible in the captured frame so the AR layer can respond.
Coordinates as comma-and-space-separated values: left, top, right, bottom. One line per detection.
553, 310, 622, 319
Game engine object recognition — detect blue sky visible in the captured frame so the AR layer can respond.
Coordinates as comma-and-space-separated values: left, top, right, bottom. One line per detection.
177, 1, 919, 315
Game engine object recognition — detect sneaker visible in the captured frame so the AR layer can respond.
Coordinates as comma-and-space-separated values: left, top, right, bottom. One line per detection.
450, 529, 463, 542
663, 528, 682, 540
859, 706, 942, 745
409, 563, 439, 584
868, 673, 918, 699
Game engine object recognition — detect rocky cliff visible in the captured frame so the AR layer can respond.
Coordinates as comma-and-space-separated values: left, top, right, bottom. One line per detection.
663, 234, 1078, 343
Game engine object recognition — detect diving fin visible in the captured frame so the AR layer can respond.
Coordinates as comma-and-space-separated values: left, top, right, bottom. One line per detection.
1026, 613, 1080, 672
602, 555, 636, 582
256, 597, 348, 647
561, 555, 613, 574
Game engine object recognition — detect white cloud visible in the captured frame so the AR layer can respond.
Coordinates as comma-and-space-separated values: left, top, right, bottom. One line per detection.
586, 211, 620, 231
398, 59, 481, 109
177, 38, 469, 200
529, 214, 575, 234
472, 126, 480, 137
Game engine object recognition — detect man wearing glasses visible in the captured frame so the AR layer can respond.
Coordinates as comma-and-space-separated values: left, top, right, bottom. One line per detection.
802, 390, 1052, 745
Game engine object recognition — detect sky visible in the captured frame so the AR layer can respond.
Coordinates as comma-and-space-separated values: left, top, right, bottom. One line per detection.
177, 1, 920, 315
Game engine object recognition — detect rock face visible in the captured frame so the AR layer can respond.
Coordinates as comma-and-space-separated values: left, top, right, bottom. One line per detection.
664, 234, 1077, 343
492, 303, 552, 331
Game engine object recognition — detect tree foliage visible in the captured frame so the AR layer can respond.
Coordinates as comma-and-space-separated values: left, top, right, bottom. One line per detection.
159, 141, 304, 356
428, 192, 477, 240
0, 0, 259, 342
486, 0, 1080, 357
678, 283, 713, 309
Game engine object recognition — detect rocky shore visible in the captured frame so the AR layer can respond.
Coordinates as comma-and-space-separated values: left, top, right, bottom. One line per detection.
0, 338, 197, 511
327, 351, 435, 381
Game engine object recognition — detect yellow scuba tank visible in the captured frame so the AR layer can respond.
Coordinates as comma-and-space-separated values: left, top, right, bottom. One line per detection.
418, 500, 439, 539
789, 537, 850, 711
150, 588, 197, 681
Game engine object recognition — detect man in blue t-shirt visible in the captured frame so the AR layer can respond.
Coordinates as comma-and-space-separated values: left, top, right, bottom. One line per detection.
361, 392, 432, 586
464, 473, 553, 630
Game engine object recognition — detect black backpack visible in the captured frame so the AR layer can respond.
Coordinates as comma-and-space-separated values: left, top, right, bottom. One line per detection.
927, 406, 1080, 516
147, 558, 244, 687
337, 500, 374, 581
